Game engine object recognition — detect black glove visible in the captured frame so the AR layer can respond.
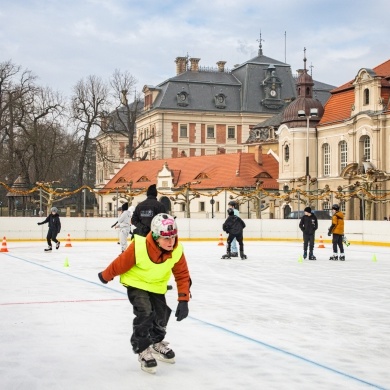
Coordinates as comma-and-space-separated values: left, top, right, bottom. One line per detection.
37, 222, 42, 225
328, 231, 332, 236
98, 272, 108, 284
175, 301, 189, 321
111, 224, 116, 228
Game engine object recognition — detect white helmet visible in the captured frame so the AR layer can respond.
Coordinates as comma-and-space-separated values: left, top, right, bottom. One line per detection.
151, 213, 177, 240
51, 207, 58, 213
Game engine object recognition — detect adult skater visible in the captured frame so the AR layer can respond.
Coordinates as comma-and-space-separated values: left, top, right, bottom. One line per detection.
98, 213, 191, 374
222, 208, 247, 259
132, 184, 166, 237
328, 204, 345, 261
37, 206, 61, 252
299, 206, 318, 260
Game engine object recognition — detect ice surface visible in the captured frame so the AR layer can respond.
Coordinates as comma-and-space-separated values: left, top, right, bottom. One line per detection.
1, 240, 389, 390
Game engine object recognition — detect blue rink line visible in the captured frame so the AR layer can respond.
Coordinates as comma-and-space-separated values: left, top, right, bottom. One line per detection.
5, 253, 388, 390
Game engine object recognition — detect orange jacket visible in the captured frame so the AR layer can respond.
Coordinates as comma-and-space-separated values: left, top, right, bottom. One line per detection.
101, 232, 191, 301
329, 211, 344, 235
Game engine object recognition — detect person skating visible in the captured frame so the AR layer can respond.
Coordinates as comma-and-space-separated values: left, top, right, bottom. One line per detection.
299, 206, 318, 260
37, 207, 61, 251
98, 213, 191, 374
227, 200, 240, 257
132, 184, 166, 237
111, 202, 132, 252
222, 208, 246, 259
328, 204, 345, 261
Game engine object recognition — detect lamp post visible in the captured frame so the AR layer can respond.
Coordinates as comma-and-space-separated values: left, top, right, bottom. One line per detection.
298, 108, 318, 194
210, 195, 215, 218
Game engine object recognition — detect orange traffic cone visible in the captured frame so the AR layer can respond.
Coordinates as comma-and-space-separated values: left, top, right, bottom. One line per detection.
65, 234, 72, 247
318, 235, 325, 249
1, 236, 9, 252
218, 234, 224, 246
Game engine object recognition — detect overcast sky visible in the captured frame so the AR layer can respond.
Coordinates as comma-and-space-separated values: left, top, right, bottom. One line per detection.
1, 0, 389, 99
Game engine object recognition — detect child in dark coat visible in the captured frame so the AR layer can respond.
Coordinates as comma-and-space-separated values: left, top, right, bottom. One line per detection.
222, 209, 247, 259
299, 206, 318, 260
37, 206, 61, 252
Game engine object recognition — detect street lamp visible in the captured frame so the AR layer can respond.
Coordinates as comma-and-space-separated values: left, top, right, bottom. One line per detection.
298, 108, 318, 193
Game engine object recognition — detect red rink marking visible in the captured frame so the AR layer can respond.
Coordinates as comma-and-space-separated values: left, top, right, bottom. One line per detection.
0, 298, 127, 306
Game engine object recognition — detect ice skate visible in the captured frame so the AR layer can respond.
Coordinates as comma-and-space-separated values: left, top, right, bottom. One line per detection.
329, 254, 338, 261
240, 251, 247, 260
309, 254, 316, 260
230, 252, 238, 257
339, 254, 345, 261
221, 251, 231, 259
303, 251, 307, 259
56, 241, 60, 250
44, 246, 52, 252
138, 347, 157, 374
152, 341, 175, 364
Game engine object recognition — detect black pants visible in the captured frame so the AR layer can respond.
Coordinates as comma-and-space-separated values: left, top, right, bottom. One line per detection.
46, 229, 59, 246
126, 287, 172, 354
227, 233, 244, 253
332, 234, 344, 254
303, 233, 315, 254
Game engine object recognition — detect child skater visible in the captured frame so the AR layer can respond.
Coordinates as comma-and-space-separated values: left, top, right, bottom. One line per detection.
222, 208, 247, 259
98, 213, 191, 374
111, 202, 132, 252
37, 206, 61, 252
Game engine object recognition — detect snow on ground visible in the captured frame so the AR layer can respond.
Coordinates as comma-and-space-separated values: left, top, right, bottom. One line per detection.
1, 240, 389, 390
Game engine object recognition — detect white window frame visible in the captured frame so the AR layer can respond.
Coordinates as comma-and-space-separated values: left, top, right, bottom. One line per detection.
323, 143, 330, 176
180, 124, 188, 138
227, 126, 235, 139
340, 141, 347, 172
207, 125, 215, 139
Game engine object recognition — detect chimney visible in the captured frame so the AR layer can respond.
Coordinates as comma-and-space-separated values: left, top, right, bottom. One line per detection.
190, 58, 200, 72
255, 145, 263, 165
217, 61, 226, 72
175, 57, 188, 75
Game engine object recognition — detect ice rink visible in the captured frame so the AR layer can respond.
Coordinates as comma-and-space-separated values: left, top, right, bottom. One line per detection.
1, 239, 389, 390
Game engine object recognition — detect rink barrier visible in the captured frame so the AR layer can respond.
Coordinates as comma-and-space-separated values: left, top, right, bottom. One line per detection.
1, 217, 390, 247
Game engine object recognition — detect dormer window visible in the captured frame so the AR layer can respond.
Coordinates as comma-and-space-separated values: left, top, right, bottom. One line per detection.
214, 93, 226, 109
364, 88, 369, 105
177, 92, 189, 107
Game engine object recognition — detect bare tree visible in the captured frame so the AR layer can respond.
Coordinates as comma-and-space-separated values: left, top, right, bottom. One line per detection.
71, 75, 109, 212
96, 69, 154, 163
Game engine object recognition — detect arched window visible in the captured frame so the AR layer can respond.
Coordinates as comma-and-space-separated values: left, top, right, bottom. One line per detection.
364, 88, 369, 105
323, 143, 330, 176
339, 141, 348, 172
284, 144, 290, 162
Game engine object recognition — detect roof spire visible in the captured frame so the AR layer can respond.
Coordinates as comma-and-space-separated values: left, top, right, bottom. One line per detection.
257, 30, 264, 55
303, 47, 307, 72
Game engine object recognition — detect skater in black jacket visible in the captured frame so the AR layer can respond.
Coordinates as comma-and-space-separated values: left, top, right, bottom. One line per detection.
37, 207, 61, 251
222, 209, 247, 259
299, 206, 318, 260
132, 184, 166, 237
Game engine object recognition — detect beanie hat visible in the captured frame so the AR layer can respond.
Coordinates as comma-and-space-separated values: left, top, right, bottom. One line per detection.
121, 202, 129, 211
332, 204, 340, 211
147, 184, 157, 197
304, 207, 311, 213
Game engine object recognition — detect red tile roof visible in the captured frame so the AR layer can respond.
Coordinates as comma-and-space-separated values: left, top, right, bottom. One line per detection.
100, 153, 279, 193
319, 59, 390, 126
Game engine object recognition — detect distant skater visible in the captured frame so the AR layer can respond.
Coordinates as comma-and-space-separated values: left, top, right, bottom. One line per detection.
299, 206, 318, 260
111, 202, 133, 252
222, 208, 246, 260
37, 207, 61, 252
328, 204, 345, 261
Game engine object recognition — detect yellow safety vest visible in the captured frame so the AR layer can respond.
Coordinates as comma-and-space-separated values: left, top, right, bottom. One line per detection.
120, 235, 183, 294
